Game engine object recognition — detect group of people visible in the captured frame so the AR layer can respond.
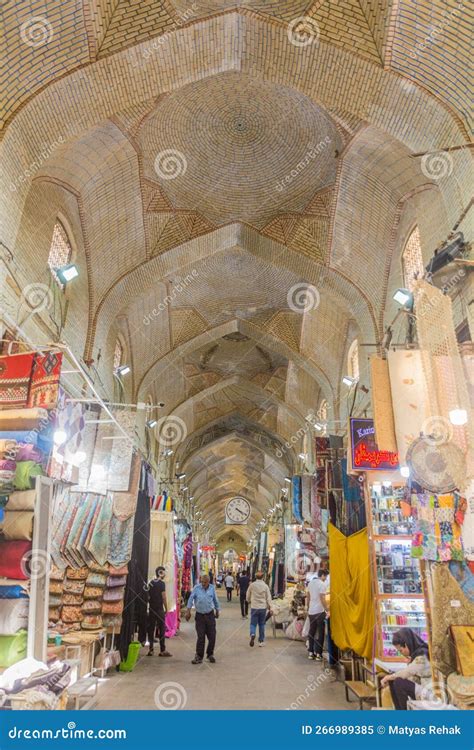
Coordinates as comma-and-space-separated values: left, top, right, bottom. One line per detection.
145, 565, 430, 710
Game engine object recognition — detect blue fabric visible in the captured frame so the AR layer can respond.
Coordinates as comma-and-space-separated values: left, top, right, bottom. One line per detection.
0, 585, 28, 599
292, 475, 303, 523
448, 561, 474, 600
250, 608, 267, 642
0, 431, 39, 446
187, 583, 220, 614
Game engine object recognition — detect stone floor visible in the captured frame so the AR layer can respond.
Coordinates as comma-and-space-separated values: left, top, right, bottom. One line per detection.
94, 592, 348, 710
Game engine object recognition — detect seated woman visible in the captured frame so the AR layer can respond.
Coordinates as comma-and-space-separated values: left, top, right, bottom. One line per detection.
381, 627, 431, 709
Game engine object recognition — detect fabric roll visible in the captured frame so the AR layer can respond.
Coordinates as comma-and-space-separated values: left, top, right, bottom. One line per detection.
6, 490, 36, 511
0, 581, 28, 599
1, 511, 34, 541
0, 459, 16, 472
0, 353, 35, 409
0, 540, 31, 579
0, 631, 28, 667
328, 523, 374, 659
292, 476, 303, 523
370, 355, 398, 453
0, 440, 18, 459
28, 351, 62, 409
16, 443, 43, 463
301, 474, 312, 523
14, 461, 43, 491
387, 349, 429, 464
0, 600, 29, 635
0, 431, 39, 446
0, 408, 49, 431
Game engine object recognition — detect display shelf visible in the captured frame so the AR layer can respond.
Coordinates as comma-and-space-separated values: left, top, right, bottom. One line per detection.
365, 477, 427, 661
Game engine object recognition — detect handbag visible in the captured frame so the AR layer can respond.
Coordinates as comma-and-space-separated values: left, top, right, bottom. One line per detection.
63, 580, 85, 595
108, 565, 128, 577
49, 565, 65, 581
48, 607, 61, 622
49, 581, 63, 595
82, 599, 102, 614
1, 510, 34, 541
102, 599, 124, 615
63, 593, 84, 606
106, 575, 126, 588
0, 540, 32, 579
102, 614, 123, 629
66, 566, 88, 580
61, 606, 83, 623
103, 586, 124, 602
48, 594, 62, 607
81, 615, 102, 630
88, 563, 110, 574
86, 573, 107, 588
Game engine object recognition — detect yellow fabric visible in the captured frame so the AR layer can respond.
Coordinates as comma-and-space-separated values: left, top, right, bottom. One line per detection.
328, 523, 374, 659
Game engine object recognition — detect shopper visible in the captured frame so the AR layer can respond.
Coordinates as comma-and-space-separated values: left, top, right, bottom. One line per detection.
381, 628, 431, 709
246, 570, 272, 647
237, 570, 250, 618
307, 569, 329, 660
185, 574, 220, 664
224, 572, 234, 601
147, 566, 172, 658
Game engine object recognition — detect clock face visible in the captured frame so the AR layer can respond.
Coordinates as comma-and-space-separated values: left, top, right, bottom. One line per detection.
225, 496, 251, 524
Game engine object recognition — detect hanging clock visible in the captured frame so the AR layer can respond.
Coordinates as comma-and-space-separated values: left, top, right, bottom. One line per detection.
225, 496, 251, 525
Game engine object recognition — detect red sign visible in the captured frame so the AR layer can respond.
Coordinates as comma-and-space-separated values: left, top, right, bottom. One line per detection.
201, 545, 216, 551
350, 418, 399, 470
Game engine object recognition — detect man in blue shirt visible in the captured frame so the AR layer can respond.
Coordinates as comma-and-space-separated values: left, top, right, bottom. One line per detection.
185, 575, 220, 664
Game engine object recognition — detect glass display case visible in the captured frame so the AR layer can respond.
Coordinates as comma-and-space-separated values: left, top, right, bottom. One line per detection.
366, 478, 427, 661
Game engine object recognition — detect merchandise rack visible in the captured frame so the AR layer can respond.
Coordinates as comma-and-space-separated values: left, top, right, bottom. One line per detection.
365, 476, 427, 661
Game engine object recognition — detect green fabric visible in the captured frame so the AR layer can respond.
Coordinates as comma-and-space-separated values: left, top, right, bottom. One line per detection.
0, 630, 27, 667
14, 461, 43, 490
119, 641, 141, 672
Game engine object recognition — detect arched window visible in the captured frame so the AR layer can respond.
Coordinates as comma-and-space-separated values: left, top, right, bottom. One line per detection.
48, 221, 72, 289
113, 339, 123, 371
402, 227, 423, 291
317, 399, 328, 422
347, 339, 359, 381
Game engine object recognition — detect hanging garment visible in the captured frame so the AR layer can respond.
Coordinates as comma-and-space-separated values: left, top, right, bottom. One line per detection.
387, 349, 429, 464
148, 511, 176, 610
431, 563, 474, 675
328, 523, 374, 659
107, 515, 134, 567
370, 355, 398, 453
292, 476, 303, 523
301, 475, 312, 523
107, 411, 136, 492
28, 351, 63, 410
0, 540, 31, 579
85, 494, 114, 565
409, 485, 464, 562
0, 353, 35, 409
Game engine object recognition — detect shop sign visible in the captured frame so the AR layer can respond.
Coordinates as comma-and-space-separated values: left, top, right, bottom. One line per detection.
350, 418, 399, 470
201, 545, 216, 551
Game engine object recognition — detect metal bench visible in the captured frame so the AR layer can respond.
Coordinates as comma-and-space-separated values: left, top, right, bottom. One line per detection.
68, 676, 99, 710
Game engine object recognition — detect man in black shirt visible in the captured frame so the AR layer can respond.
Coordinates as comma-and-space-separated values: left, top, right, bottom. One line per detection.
147, 566, 172, 657
237, 571, 250, 618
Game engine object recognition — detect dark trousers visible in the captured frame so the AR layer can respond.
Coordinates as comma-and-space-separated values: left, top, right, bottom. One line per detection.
308, 612, 326, 656
148, 610, 166, 653
240, 594, 249, 616
195, 612, 216, 658
226, 587, 233, 601
389, 677, 416, 710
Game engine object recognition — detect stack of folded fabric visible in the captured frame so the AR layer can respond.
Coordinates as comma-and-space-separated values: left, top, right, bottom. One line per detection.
81, 564, 108, 631
0, 546, 31, 668
0, 657, 71, 710
101, 566, 127, 630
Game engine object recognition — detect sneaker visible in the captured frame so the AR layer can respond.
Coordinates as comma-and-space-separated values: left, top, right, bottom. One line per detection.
249, 635, 255, 647
191, 656, 203, 664
147, 650, 154, 656
315, 654, 323, 661
258, 641, 265, 647
159, 651, 172, 657
308, 653, 316, 660
207, 655, 216, 663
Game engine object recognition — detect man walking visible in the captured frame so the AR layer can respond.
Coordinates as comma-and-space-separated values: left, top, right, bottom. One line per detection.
147, 566, 172, 657
224, 571, 234, 602
246, 571, 272, 647
237, 569, 250, 618
307, 569, 329, 660
185, 574, 220, 664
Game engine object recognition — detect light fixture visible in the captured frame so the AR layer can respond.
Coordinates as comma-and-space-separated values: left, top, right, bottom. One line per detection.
116, 364, 131, 376
449, 408, 468, 426
314, 422, 324, 431
53, 429, 67, 445
342, 375, 356, 387
284, 476, 291, 484
55, 263, 79, 284
189, 496, 194, 501
400, 465, 410, 478
298, 453, 306, 460
393, 288, 413, 308
182, 486, 188, 491
146, 419, 157, 428
176, 472, 186, 480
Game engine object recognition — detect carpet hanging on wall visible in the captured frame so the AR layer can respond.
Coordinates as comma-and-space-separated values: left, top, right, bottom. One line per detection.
328, 523, 374, 659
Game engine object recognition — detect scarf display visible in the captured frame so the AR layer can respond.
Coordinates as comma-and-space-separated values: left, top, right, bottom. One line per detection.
0, 354, 35, 409
328, 523, 374, 659
301, 474, 312, 523
460, 479, 474, 561
407, 481, 465, 562
291, 476, 303, 523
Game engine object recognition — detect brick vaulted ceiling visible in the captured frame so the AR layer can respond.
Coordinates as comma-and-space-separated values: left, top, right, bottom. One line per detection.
2, 1, 473, 540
